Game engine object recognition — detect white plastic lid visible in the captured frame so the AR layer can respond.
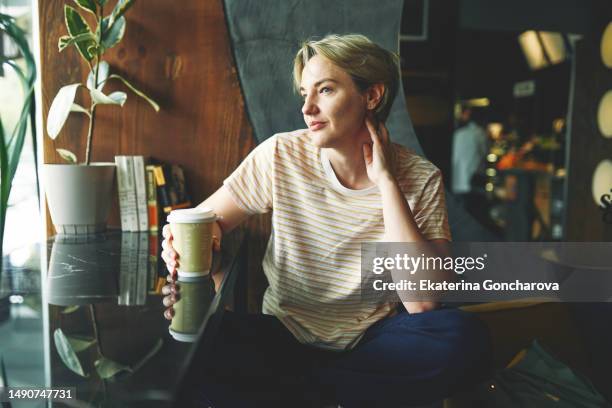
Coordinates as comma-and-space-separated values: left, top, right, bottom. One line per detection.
168, 328, 197, 342
167, 207, 216, 223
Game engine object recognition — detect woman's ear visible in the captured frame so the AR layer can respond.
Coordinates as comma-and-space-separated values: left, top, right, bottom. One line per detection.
366, 83, 385, 111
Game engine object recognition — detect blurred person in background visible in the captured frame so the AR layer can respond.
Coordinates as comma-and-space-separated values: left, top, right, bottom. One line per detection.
451, 105, 488, 202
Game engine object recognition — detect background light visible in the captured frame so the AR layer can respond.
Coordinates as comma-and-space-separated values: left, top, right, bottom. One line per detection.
602, 21, 612, 69
464, 97, 490, 107
519, 31, 547, 70
597, 90, 612, 138
9, 295, 24, 304
539, 32, 566, 65
519, 31, 568, 70
592, 160, 612, 207
487, 122, 503, 139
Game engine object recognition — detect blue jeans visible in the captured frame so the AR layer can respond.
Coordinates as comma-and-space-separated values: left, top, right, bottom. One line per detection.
195, 307, 492, 407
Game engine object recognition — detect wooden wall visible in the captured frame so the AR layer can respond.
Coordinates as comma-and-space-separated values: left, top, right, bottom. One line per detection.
39, 0, 270, 311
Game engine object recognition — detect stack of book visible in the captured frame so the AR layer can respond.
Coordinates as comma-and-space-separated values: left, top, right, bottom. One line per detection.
114, 156, 192, 232
115, 156, 192, 293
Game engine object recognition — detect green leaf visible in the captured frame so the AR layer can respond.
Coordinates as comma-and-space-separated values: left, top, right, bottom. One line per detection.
56, 148, 78, 164
73, 0, 97, 15
66, 335, 96, 352
53, 329, 88, 377
57, 32, 96, 52
109, 74, 160, 111
87, 43, 101, 59
58, 35, 72, 51
0, 117, 7, 248
5, 64, 34, 172
86, 61, 110, 91
108, 0, 134, 29
64, 5, 96, 61
100, 16, 125, 50
61, 305, 81, 314
94, 356, 132, 379
0, 13, 37, 277
47, 83, 81, 139
90, 89, 127, 106
94, 339, 163, 380
64, 6, 92, 36
95, 0, 108, 6
70, 103, 91, 116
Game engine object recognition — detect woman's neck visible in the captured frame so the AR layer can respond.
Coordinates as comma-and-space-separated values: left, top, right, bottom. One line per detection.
324, 128, 373, 190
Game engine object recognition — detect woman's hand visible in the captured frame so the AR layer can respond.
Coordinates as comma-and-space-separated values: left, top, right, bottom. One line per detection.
363, 113, 395, 186
162, 278, 180, 320
161, 224, 179, 280
160, 222, 222, 320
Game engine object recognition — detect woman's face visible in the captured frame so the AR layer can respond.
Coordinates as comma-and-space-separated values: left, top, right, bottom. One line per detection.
300, 55, 369, 149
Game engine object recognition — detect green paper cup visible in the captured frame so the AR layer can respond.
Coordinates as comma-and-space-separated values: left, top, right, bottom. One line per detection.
168, 207, 217, 279
169, 277, 215, 342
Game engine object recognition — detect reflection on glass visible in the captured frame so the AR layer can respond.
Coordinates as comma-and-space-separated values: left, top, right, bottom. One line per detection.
118, 233, 150, 306
45, 232, 166, 403
47, 232, 158, 307
0, 243, 45, 391
46, 234, 119, 306
169, 277, 215, 342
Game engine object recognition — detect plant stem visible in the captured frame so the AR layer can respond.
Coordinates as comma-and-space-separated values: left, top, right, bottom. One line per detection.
89, 304, 103, 356
85, 5, 103, 165
84, 104, 96, 165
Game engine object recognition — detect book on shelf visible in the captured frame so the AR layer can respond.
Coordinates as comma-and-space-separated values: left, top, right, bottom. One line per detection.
115, 156, 139, 231
145, 165, 159, 232
133, 156, 149, 232
151, 164, 192, 215
117, 157, 192, 231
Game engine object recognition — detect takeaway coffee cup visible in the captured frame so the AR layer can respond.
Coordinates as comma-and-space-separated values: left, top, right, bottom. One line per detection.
169, 277, 215, 342
167, 207, 217, 279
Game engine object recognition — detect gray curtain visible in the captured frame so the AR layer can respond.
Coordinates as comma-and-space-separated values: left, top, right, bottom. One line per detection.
223, 0, 495, 241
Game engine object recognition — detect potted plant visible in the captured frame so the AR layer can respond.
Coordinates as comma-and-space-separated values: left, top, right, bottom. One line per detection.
45, 0, 159, 234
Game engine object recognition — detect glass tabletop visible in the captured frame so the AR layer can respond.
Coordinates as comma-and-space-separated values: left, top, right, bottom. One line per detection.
0, 229, 245, 407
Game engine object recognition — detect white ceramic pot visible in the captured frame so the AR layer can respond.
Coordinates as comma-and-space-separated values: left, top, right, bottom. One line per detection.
44, 163, 116, 234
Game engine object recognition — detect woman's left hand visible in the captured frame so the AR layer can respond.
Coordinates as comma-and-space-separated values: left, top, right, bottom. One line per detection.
363, 114, 395, 186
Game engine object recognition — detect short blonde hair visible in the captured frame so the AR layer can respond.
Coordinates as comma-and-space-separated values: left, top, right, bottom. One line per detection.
293, 34, 400, 122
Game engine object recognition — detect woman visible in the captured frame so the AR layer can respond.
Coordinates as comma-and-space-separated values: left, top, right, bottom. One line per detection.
161, 34, 492, 407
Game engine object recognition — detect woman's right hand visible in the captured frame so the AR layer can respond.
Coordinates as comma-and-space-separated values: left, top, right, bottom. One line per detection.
161, 224, 180, 280
160, 222, 223, 320
161, 224, 180, 319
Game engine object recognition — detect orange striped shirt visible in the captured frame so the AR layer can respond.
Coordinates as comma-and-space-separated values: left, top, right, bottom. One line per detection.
224, 129, 450, 350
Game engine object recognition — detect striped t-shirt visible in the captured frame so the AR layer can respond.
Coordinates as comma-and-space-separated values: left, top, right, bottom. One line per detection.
224, 129, 451, 350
